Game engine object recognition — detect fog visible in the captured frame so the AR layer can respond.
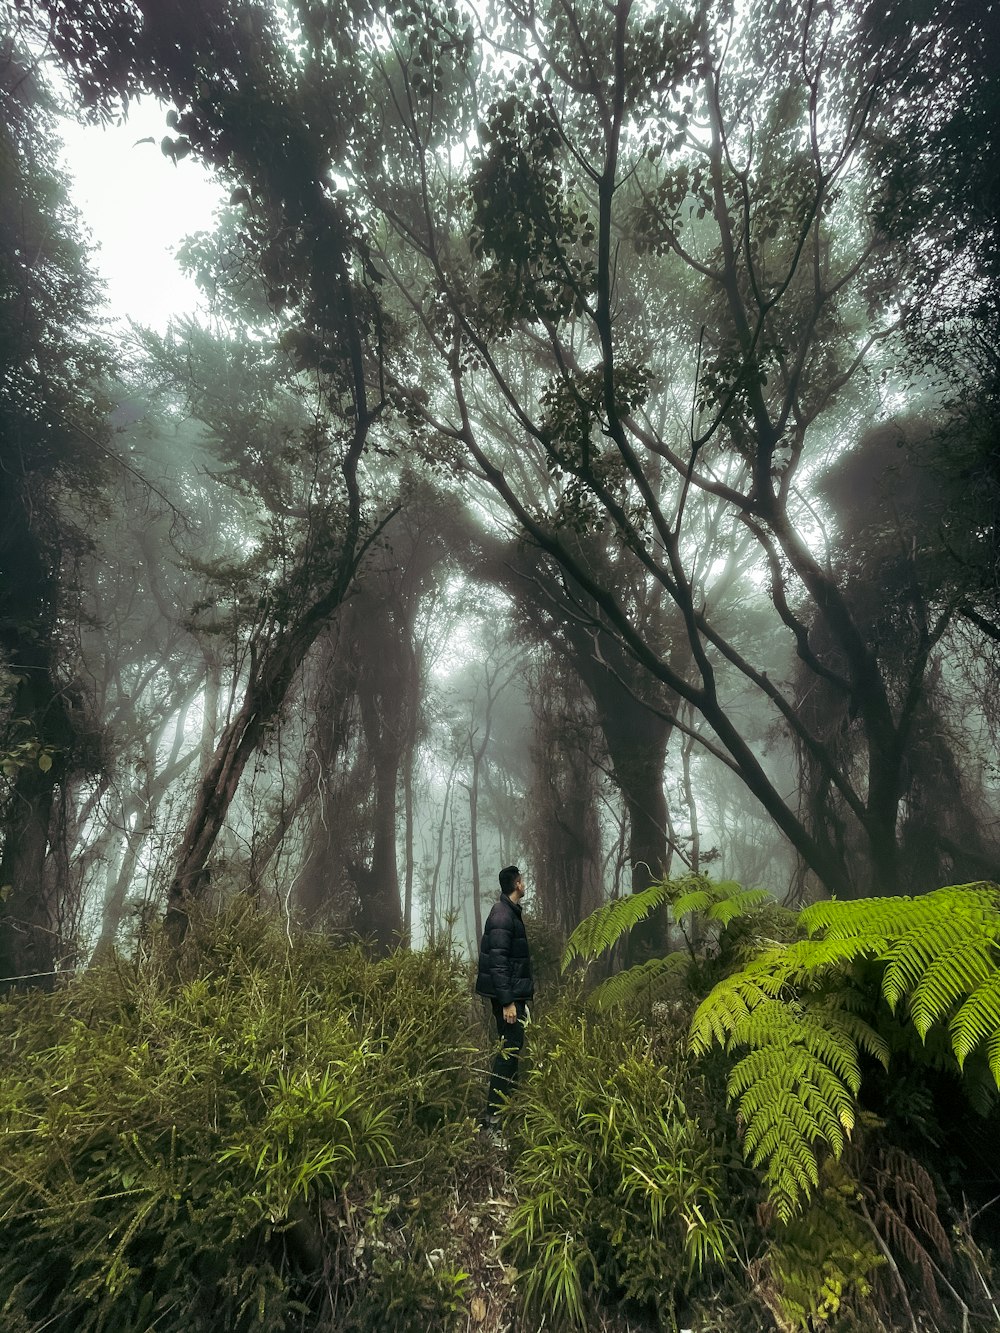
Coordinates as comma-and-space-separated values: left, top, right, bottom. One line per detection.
2, 0, 999, 985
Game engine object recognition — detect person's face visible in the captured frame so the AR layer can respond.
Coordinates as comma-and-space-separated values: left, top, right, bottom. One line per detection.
511, 874, 526, 903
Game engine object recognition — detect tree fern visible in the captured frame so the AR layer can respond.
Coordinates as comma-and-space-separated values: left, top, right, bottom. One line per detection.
951, 971, 1000, 1074
676, 883, 771, 927
689, 882, 1000, 1221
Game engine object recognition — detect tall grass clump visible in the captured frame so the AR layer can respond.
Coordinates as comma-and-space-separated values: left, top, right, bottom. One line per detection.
503, 996, 737, 1330
0, 905, 479, 1333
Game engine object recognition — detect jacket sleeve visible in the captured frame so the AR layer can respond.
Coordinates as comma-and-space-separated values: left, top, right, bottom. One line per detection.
485, 907, 515, 1006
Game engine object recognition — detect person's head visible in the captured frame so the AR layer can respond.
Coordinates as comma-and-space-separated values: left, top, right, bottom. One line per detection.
499, 865, 525, 902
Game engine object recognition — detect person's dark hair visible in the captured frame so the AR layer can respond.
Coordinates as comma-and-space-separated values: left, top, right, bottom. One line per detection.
499, 865, 521, 896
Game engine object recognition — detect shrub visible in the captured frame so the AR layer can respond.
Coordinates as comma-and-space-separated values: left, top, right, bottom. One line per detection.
563, 875, 1000, 1329
0, 905, 480, 1333
503, 998, 733, 1329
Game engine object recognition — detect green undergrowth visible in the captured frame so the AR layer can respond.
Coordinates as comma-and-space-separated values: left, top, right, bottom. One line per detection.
0, 906, 481, 1333
2, 891, 999, 1333
502, 997, 741, 1330
552, 875, 1000, 1331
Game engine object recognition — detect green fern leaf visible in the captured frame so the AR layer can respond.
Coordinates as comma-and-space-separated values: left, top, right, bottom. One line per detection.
951, 972, 1000, 1071
689, 968, 788, 1055
671, 887, 716, 919
586, 952, 689, 1012
561, 883, 669, 971
690, 880, 1000, 1223
988, 1026, 1000, 1086
883, 921, 989, 1016
777, 934, 885, 986
827, 1009, 891, 1070
704, 887, 771, 926
908, 939, 995, 1038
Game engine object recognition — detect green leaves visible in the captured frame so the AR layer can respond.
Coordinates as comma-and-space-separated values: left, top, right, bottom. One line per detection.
466, 92, 596, 332
561, 880, 670, 970
561, 873, 775, 980
504, 1004, 732, 1329
690, 882, 1000, 1221
0, 906, 480, 1332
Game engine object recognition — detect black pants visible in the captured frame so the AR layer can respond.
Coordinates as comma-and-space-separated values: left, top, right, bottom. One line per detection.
486, 998, 527, 1115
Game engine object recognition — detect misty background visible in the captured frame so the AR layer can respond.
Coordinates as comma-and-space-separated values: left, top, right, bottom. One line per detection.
2, 0, 998, 984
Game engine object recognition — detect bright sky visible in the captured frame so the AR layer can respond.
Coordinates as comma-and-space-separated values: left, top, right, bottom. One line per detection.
58, 99, 226, 331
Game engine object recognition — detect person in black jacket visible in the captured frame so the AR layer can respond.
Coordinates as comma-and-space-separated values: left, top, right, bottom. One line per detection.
475, 864, 534, 1123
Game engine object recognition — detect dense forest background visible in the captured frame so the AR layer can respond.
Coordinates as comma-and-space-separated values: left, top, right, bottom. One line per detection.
2, 0, 1000, 1329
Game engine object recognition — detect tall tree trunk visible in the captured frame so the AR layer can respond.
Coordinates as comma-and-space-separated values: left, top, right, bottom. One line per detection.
165, 571, 363, 946
0, 657, 75, 990
358, 753, 402, 946
680, 728, 700, 874
0, 760, 58, 988
402, 730, 416, 944
428, 755, 459, 948
467, 765, 483, 947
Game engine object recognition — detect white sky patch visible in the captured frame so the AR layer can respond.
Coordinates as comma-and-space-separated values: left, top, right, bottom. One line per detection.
58, 99, 226, 332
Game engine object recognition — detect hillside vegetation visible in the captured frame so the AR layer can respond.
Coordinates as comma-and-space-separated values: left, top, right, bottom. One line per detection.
2, 887, 998, 1332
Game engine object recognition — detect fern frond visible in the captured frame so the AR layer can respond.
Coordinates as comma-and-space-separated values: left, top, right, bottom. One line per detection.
888, 1178, 951, 1263
882, 922, 993, 1017
989, 1026, 1000, 1087
801, 883, 1000, 945
825, 1008, 891, 1070
671, 888, 715, 920
778, 934, 887, 982
800, 894, 921, 940
586, 952, 689, 1012
734, 1040, 856, 1223
561, 883, 669, 971
729, 1010, 859, 1128
689, 881, 1000, 1225
907, 939, 995, 1038
951, 972, 1000, 1072
670, 878, 771, 926
689, 967, 789, 1055
704, 887, 772, 926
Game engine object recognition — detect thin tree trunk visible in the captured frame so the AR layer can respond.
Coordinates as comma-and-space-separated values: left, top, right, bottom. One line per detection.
681, 729, 700, 874
402, 729, 416, 945
468, 767, 483, 947
428, 755, 459, 948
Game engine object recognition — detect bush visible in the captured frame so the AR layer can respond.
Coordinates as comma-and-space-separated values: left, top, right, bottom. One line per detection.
0, 905, 480, 1333
503, 998, 734, 1330
562, 876, 1000, 1331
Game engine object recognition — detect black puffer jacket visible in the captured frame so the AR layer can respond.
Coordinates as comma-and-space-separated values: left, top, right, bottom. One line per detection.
475, 894, 534, 1007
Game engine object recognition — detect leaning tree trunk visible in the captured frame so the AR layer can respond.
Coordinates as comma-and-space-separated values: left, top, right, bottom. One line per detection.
164, 558, 363, 947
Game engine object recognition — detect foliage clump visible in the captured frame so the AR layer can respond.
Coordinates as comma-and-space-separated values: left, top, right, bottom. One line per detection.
0, 906, 479, 1333
561, 874, 1000, 1329
503, 999, 733, 1330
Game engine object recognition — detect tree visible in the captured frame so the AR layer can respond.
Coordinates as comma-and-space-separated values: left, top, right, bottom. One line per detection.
524, 653, 604, 939
18, 0, 399, 941
34, 0, 1000, 902
289, 500, 452, 943
795, 419, 1000, 891
0, 25, 114, 986
366, 0, 1000, 897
